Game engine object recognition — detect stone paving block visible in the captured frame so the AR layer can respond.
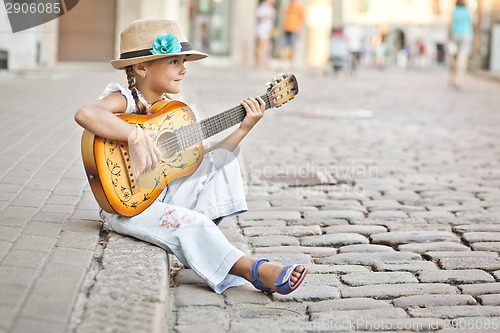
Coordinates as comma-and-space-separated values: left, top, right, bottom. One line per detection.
368, 211, 409, 219
409, 305, 500, 319
56, 230, 99, 251
308, 264, 369, 274
23, 221, 62, 238
175, 306, 229, 326
304, 210, 365, 221
471, 242, 500, 252
46, 194, 81, 206
316, 252, 421, 266
273, 285, 340, 302
175, 324, 230, 333
2, 249, 48, 269
302, 273, 342, 287
0, 283, 28, 306
173, 268, 204, 285
243, 225, 321, 237
362, 199, 401, 209
341, 272, 418, 286
253, 245, 337, 257
291, 217, 349, 227
0, 226, 22, 242
425, 251, 498, 260
239, 211, 301, 221
238, 219, 287, 228
246, 200, 271, 209
262, 253, 311, 266
307, 298, 392, 313
0, 240, 12, 261
371, 231, 461, 246
0, 265, 37, 286
220, 227, 245, 242
10, 317, 65, 333
439, 257, 500, 271
454, 224, 500, 234
409, 211, 456, 219
392, 294, 477, 308
459, 283, 500, 296
248, 235, 300, 247
338, 244, 395, 253
324, 225, 387, 236
384, 222, 452, 232
310, 307, 408, 322
301, 233, 369, 247
399, 242, 471, 253
21, 277, 83, 323
0, 303, 18, 332
478, 294, 500, 306
223, 284, 271, 305
174, 285, 225, 308
417, 269, 495, 284
321, 205, 368, 213
463, 232, 500, 243
11, 234, 57, 253
341, 283, 457, 299
31, 211, 70, 223
39, 203, 75, 215
382, 191, 421, 202
70, 209, 98, 221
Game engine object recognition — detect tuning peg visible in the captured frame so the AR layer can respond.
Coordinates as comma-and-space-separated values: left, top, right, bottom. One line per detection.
265, 81, 272, 88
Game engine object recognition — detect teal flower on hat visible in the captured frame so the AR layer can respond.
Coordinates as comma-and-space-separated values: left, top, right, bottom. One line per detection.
150, 34, 182, 55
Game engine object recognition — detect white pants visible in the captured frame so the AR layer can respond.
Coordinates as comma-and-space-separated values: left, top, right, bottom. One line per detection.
101, 149, 249, 293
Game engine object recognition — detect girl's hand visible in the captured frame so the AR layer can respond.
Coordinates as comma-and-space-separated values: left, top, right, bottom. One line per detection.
239, 96, 266, 133
128, 126, 162, 175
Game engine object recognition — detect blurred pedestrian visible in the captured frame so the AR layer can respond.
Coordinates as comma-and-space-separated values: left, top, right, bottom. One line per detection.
280, 0, 305, 68
448, 0, 473, 89
75, 19, 307, 295
344, 24, 364, 73
255, 0, 276, 69
372, 31, 388, 69
329, 27, 349, 74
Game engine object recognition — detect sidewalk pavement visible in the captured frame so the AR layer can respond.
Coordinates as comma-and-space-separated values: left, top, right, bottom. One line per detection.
1, 63, 500, 333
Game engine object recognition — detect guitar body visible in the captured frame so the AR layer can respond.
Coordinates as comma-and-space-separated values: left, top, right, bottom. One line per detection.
81, 100, 203, 216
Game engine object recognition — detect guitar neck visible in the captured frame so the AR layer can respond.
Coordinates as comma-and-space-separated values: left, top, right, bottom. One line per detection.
175, 93, 272, 150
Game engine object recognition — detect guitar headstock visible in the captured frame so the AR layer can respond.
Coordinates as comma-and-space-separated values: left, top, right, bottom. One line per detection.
266, 74, 299, 108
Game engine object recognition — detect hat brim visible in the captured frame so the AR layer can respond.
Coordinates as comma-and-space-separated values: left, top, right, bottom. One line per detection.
111, 50, 208, 70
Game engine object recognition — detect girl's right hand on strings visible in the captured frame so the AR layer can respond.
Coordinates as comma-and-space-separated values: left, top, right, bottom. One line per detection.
128, 126, 162, 175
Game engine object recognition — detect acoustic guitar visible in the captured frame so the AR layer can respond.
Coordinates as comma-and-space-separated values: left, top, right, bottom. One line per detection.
81, 74, 298, 216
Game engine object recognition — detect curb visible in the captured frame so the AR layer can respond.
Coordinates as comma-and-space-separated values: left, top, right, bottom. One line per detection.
70, 230, 170, 333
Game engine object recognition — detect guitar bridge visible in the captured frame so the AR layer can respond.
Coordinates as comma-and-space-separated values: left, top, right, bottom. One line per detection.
119, 143, 140, 195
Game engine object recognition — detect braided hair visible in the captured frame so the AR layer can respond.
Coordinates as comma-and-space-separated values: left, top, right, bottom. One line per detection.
125, 66, 147, 114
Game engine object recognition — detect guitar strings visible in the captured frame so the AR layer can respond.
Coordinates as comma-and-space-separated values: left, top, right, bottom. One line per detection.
154, 94, 270, 155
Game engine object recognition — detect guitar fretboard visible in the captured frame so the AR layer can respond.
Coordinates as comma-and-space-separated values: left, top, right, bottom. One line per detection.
174, 93, 272, 151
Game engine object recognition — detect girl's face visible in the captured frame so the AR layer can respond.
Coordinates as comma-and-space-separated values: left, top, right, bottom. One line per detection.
145, 55, 188, 95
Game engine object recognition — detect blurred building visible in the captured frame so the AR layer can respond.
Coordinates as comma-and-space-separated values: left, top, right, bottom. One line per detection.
0, 0, 499, 71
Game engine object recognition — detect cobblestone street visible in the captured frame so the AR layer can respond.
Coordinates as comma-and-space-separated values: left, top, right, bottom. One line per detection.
1, 63, 500, 332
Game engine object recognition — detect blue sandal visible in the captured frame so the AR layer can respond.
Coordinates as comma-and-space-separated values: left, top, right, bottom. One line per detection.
251, 258, 308, 295
251, 258, 272, 294
274, 264, 308, 295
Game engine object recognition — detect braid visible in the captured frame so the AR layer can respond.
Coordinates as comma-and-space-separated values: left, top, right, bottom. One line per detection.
125, 66, 147, 114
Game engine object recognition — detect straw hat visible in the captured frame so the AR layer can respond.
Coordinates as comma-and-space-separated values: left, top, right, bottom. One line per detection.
111, 19, 208, 70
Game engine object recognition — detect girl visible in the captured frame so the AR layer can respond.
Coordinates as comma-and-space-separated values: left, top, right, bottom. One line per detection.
74, 19, 307, 295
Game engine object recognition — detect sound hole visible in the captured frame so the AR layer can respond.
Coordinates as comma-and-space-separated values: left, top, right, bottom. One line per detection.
158, 131, 180, 160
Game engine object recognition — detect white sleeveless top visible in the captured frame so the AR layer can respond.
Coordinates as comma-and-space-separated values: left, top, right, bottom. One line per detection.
99, 83, 137, 114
